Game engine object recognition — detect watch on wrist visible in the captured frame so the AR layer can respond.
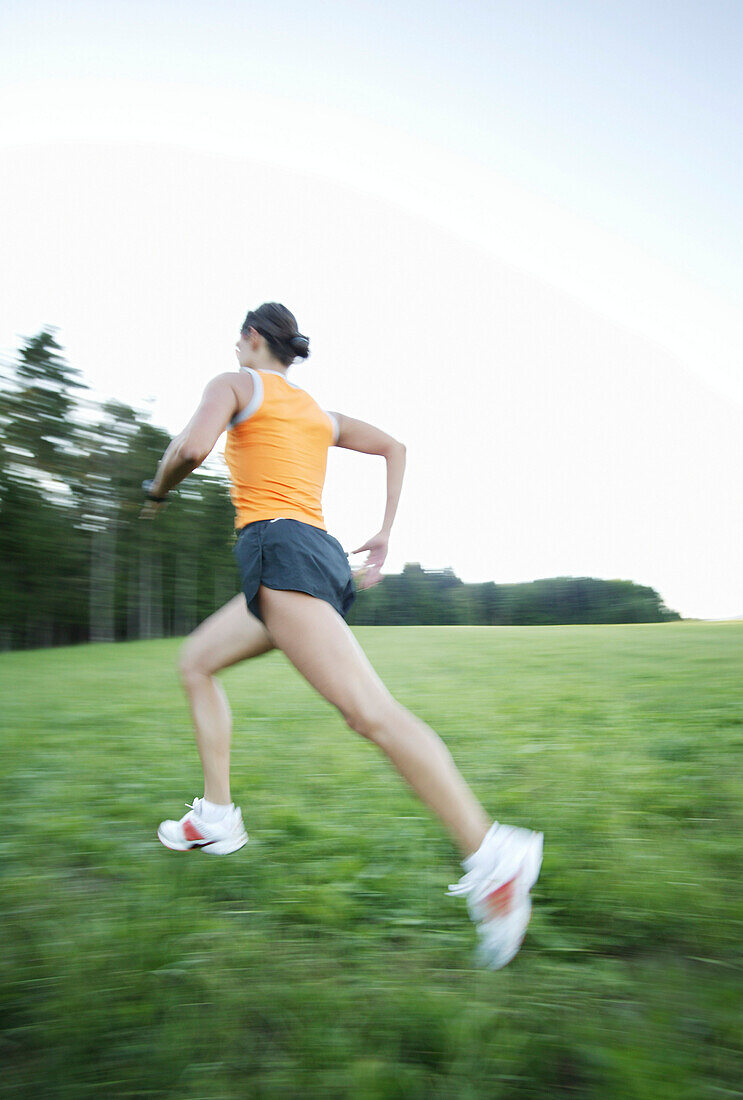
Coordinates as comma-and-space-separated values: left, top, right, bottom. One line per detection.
142, 479, 168, 503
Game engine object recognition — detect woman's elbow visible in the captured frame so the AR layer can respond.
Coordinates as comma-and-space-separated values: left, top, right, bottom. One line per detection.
177, 439, 209, 467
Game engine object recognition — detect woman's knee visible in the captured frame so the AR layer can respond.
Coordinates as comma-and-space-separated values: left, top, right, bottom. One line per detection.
178, 637, 210, 687
343, 694, 401, 745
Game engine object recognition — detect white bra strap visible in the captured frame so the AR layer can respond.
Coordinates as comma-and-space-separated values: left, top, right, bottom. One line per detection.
229, 367, 264, 429
325, 411, 340, 444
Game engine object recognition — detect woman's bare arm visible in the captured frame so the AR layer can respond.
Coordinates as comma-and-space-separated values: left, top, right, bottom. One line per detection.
329, 412, 406, 586
147, 373, 246, 499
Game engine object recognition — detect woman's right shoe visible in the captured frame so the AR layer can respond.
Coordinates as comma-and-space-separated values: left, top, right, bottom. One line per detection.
448, 823, 543, 969
157, 797, 249, 855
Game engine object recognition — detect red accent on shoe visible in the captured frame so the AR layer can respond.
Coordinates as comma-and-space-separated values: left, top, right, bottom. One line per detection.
183, 819, 205, 842
483, 875, 516, 919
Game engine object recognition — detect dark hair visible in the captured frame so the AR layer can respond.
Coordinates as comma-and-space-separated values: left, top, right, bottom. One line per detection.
241, 302, 310, 367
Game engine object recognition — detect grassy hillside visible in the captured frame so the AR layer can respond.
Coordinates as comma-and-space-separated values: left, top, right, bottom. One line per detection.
2, 623, 742, 1098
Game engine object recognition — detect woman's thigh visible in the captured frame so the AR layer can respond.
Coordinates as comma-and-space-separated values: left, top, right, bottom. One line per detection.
257, 586, 394, 726
181, 594, 275, 676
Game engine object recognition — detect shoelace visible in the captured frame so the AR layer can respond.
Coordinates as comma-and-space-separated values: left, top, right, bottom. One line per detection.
184, 798, 235, 825
447, 866, 482, 898
448, 825, 522, 899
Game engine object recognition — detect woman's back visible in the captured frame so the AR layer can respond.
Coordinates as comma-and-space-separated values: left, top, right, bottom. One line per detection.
224, 368, 337, 532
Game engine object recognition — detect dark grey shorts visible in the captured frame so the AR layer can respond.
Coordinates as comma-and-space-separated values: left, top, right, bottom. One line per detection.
233, 518, 357, 624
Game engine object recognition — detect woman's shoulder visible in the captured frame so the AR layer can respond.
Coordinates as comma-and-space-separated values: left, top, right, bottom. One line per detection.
225, 368, 253, 392
223, 370, 260, 430
204, 370, 254, 401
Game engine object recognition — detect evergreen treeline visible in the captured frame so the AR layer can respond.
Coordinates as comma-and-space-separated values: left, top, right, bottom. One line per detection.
0, 330, 680, 650
0, 330, 236, 650
347, 563, 681, 626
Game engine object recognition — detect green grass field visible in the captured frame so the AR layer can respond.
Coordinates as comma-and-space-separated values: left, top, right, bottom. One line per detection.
2, 623, 742, 1098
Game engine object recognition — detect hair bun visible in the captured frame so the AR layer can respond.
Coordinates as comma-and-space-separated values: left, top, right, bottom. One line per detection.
289, 333, 310, 358
241, 304, 309, 365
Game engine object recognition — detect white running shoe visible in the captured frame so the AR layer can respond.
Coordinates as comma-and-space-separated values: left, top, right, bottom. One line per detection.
448, 823, 543, 969
157, 798, 248, 855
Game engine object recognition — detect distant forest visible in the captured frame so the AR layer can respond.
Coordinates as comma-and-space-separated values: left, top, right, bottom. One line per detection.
347, 564, 679, 626
0, 330, 680, 651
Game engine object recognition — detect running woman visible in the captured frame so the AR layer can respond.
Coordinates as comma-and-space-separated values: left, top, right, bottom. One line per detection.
143, 302, 542, 968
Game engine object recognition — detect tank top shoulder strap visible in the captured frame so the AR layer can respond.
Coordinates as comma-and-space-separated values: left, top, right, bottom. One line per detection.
325, 411, 339, 443
228, 367, 264, 429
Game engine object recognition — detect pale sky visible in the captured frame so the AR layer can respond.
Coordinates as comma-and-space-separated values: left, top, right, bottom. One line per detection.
1, 1, 742, 620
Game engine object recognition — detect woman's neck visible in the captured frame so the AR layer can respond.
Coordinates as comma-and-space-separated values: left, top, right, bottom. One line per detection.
255, 352, 288, 377
242, 364, 288, 378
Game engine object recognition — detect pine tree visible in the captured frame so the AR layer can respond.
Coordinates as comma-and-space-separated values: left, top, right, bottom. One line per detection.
0, 330, 89, 647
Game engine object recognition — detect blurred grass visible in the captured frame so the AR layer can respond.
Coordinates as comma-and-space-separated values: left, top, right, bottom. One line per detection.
1, 622, 742, 1098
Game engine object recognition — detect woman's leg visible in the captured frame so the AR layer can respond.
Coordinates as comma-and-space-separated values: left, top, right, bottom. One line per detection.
258, 587, 491, 858
179, 594, 275, 804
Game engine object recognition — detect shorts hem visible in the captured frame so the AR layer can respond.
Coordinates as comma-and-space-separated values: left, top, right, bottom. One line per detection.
245, 583, 351, 623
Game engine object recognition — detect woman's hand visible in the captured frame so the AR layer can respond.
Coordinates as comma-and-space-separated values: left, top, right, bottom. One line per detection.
139, 499, 167, 521
139, 479, 168, 520
352, 531, 389, 589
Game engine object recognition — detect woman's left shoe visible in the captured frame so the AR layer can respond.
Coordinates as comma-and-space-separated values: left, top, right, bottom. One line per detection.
157, 798, 249, 855
448, 822, 543, 969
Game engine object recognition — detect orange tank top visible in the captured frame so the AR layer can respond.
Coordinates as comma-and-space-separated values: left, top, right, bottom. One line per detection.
223, 368, 338, 531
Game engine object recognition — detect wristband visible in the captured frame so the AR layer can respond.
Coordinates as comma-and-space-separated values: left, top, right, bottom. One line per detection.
142, 479, 168, 503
